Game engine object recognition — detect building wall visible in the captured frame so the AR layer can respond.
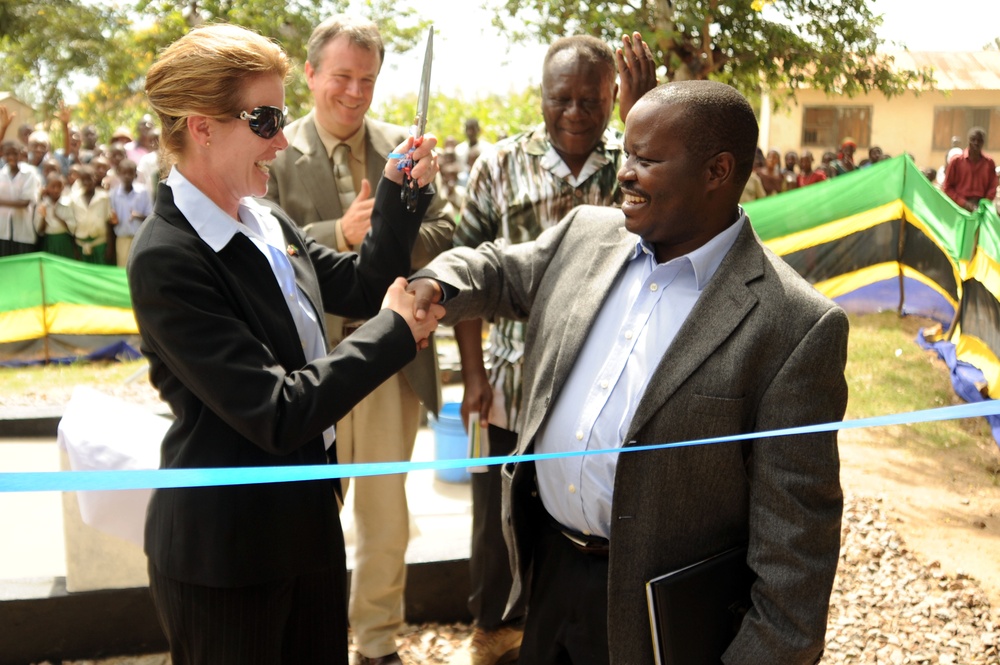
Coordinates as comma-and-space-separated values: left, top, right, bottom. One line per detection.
766, 88, 1000, 172
0, 97, 37, 143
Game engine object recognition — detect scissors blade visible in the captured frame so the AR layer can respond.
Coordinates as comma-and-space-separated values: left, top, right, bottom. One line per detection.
415, 26, 433, 137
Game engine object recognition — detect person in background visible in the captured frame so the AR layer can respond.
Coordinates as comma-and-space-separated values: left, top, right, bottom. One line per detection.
69, 164, 112, 264
264, 15, 454, 665
54, 106, 83, 176
756, 148, 784, 195
455, 118, 492, 185
740, 168, 767, 203
859, 146, 883, 168
797, 150, 828, 188
104, 143, 127, 190
820, 151, 838, 178
79, 124, 100, 164
110, 126, 132, 148
35, 172, 77, 259
126, 114, 158, 163
16, 123, 33, 148
137, 128, 162, 205
782, 150, 799, 191
943, 127, 998, 212
27, 130, 52, 178
408, 79, 848, 665
451, 31, 655, 665
41, 158, 62, 184
91, 156, 113, 191
68, 163, 84, 189
130, 23, 442, 665
832, 138, 857, 175
108, 158, 152, 266
0, 139, 41, 256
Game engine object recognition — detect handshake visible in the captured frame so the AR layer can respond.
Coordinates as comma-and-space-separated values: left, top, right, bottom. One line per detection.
381, 277, 446, 351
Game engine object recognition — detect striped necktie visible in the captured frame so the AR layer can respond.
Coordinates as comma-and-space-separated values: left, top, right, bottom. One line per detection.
332, 143, 356, 212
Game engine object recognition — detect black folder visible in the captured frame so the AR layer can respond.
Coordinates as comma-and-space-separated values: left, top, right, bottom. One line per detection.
645, 544, 754, 665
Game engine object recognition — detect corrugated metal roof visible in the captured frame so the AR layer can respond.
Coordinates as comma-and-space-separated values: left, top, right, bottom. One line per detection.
888, 51, 1000, 91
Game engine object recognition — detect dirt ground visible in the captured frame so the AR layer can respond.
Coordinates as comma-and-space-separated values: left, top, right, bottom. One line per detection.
838, 426, 1000, 609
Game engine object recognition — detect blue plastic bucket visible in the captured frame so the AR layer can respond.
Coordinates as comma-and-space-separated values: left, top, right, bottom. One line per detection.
430, 402, 471, 483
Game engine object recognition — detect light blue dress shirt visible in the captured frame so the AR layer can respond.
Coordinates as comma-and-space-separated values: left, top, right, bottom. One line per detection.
536, 213, 746, 538
166, 167, 334, 449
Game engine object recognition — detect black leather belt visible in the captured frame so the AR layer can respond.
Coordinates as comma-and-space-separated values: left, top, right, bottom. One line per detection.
549, 514, 609, 557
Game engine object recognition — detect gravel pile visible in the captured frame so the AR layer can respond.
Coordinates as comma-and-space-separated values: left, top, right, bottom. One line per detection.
825, 495, 998, 664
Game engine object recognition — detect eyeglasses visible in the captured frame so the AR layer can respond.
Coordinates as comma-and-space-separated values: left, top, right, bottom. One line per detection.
237, 106, 288, 139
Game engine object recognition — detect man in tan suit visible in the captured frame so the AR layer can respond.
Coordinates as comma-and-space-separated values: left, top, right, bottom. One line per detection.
265, 15, 454, 665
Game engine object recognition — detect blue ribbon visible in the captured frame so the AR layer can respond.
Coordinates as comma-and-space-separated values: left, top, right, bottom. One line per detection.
3, 400, 999, 493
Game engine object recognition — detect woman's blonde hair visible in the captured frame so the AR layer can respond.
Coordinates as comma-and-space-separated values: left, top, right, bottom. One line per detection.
145, 23, 290, 167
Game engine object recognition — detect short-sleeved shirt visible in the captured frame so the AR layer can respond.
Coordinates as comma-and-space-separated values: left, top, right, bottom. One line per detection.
453, 124, 624, 431
110, 183, 153, 238
0, 166, 41, 245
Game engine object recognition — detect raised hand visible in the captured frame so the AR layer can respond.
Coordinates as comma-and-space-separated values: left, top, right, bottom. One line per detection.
385, 133, 440, 187
616, 31, 657, 122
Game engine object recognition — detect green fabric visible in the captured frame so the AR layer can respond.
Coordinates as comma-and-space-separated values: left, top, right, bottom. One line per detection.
744, 155, 970, 262
41, 234, 77, 259
0, 252, 131, 310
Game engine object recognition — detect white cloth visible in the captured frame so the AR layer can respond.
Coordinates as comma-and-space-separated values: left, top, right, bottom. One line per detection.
57, 386, 169, 546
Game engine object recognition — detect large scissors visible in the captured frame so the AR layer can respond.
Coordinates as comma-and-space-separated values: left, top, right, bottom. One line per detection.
400, 26, 433, 212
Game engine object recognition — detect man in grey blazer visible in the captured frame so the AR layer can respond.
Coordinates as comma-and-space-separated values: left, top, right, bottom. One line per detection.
264, 15, 453, 665
408, 81, 848, 664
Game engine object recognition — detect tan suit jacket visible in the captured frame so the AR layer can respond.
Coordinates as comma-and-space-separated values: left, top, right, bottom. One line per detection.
266, 111, 454, 414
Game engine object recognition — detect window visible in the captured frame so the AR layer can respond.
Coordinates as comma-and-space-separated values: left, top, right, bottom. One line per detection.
932, 107, 1000, 151
801, 106, 872, 149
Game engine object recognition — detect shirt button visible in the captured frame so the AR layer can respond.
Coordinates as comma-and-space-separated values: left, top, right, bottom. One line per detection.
568, 484, 576, 494
624, 330, 633, 340
600, 380, 609, 390
650, 283, 658, 292
583, 529, 591, 536
576, 430, 584, 440
574, 189, 584, 199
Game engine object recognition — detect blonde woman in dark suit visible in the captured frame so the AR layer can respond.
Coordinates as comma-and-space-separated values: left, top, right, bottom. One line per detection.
128, 24, 442, 665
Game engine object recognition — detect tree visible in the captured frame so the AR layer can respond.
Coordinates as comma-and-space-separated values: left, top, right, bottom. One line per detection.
0, 0, 427, 141
374, 87, 545, 145
985, 37, 1000, 51
486, 0, 934, 104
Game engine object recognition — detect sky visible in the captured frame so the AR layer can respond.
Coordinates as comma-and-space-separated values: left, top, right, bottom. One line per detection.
370, 0, 999, 107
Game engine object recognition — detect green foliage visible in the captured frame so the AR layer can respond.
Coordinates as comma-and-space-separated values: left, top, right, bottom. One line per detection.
0, 0, 429, 143
486, 0, 936, 105
0, 0, 131, 114
374, 87, 543, 144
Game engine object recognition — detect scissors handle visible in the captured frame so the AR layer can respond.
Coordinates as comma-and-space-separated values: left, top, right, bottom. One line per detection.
402, 174, 419, 212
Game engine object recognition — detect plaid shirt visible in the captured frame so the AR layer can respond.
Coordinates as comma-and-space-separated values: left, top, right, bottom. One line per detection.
453, 123, 624, 431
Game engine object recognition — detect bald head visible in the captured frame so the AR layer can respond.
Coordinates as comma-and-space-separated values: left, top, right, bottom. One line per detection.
640, 81, 759, 189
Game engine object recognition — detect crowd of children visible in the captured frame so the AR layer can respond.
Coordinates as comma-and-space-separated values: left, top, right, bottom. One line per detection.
0, 106, 156, 265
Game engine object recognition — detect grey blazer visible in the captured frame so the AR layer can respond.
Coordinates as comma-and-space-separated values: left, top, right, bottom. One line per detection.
266, 111, 454, 413
413, 205, 849, 664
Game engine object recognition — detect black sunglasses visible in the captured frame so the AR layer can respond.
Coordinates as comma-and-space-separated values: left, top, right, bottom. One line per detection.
237, 106, 288, 139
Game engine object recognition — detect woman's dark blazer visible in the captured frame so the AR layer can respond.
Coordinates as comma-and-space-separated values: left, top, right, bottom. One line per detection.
127, 177, 430, 587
